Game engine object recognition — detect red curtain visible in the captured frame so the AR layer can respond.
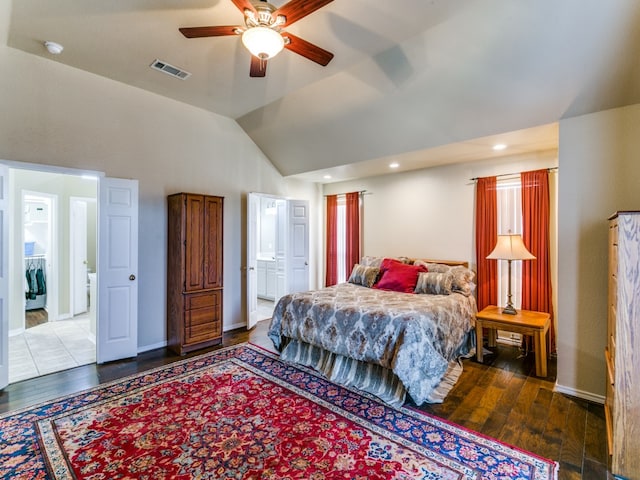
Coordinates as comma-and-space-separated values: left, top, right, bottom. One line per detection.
521, 169, 555, 354
325, 195, 338, 286
475, 177, 498, 311
345, 192, 360, 276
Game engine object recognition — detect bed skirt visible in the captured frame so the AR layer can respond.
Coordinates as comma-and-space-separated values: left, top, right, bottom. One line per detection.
279, 338, 465, 408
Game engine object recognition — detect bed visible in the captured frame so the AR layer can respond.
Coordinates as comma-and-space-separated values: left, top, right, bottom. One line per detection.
268, 257, 478, 407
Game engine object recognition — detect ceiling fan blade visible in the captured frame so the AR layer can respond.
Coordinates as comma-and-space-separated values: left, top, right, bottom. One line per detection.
273, 0, 334, 26
179, 26, 241, 38
231, 0, 256, 15
283, 33, 334, 66
250, 55, 267, 77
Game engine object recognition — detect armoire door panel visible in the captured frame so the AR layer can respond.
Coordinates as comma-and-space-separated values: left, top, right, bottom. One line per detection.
203, 196, 223, 289
185, 194, 205, 292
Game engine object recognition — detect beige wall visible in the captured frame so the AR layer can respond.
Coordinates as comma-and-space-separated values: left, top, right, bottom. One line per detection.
558, 103, 640, 399
0, 45, 318, 350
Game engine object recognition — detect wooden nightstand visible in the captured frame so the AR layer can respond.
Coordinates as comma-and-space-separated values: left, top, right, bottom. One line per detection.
475, 305, 551, 377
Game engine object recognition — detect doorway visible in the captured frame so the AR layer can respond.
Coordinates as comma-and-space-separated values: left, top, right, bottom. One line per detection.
23, 192, 55, 329
8, 170, 98, 383
256, 196, 283, 321
246, 193, 310, 329
0, 163, 139, 390
70, 196, 97, 318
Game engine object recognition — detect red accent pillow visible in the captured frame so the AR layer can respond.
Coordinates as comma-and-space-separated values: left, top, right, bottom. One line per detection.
374, 258, 427, 293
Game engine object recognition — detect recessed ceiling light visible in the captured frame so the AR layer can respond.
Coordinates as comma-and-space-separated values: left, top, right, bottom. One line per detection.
323, 174, 332, 179
493, 143, 507, 151
389, 162, 399, 169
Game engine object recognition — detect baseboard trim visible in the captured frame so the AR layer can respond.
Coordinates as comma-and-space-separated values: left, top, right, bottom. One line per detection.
224, 321, 247, 332
554, 382, 605, 404
137, 341, 167, 354
9, 327, 25, 337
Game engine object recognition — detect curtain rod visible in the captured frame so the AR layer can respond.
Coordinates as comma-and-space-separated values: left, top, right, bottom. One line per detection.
470, 167, 557, 182
324, 190, 367, 197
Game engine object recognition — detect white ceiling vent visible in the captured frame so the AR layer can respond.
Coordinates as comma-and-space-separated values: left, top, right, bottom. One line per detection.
150, 59, 191, 80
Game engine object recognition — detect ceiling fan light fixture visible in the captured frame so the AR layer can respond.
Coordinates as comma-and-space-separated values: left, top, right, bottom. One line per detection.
242, 26, 284, 60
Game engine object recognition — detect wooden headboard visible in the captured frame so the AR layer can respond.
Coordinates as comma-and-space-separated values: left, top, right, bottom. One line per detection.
416, 259, 469, 268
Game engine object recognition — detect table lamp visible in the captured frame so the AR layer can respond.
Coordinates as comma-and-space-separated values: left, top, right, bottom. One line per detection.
486, 234, 535, 314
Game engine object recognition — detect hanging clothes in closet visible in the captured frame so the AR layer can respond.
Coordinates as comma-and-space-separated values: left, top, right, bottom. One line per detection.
25, 256, 47, 310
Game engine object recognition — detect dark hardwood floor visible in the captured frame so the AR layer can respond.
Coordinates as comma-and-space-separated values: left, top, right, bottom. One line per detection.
0, 320, 608, 479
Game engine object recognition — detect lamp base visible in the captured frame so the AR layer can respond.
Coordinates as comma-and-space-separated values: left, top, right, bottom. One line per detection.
501, 304, 517, 315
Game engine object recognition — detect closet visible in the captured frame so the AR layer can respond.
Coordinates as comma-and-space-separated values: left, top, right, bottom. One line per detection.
23, 195, 50, 314
167, 193, 223, 355
605, 211, 640, 479
24, 255, 46, 310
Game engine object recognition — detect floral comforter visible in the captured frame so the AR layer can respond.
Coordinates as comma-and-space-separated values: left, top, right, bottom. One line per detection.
268, 283, 477, 406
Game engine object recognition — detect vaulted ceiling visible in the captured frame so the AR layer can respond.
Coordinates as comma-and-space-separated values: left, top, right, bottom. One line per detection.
7, 0, 640, 182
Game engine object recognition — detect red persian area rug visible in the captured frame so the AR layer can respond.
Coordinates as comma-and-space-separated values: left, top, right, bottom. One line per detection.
0, 344, 557, 479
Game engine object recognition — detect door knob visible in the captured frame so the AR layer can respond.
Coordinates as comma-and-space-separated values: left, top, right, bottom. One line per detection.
129, 274, 136, 281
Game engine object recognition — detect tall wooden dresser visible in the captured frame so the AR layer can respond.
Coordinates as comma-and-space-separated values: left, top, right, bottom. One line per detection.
167, 193, 223, 355
606, 211, 640, 479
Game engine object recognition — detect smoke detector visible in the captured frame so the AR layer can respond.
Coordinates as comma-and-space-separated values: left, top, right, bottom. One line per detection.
44, 41, 64, 55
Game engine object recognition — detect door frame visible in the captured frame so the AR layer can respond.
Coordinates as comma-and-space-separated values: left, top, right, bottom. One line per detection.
245, 193, 310, 329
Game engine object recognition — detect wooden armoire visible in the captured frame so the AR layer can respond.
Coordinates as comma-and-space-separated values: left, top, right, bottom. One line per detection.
167, 193, 223, 355
606, 211, 640, 479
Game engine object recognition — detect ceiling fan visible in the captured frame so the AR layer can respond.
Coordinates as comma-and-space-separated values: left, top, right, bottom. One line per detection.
179, 0, 335, 77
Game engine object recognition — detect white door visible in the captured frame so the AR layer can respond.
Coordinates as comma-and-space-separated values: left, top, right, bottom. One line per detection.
246, 193, 259, 329
97, 177, 138, 363
71, 199, 88, 315
287, 200, 310, 294
0, 164, 8, 389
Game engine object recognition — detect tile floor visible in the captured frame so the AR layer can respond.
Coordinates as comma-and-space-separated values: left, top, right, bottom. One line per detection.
9, 315, 96, 383
257, 298, 275, 322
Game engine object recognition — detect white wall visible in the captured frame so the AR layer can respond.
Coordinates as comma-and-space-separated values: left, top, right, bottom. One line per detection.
0, 45, 318, 350
558, 103, 640, 399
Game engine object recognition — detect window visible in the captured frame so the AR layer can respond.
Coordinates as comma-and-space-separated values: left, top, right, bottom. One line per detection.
325, 192, 361, 286
496, 178, 523, 344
